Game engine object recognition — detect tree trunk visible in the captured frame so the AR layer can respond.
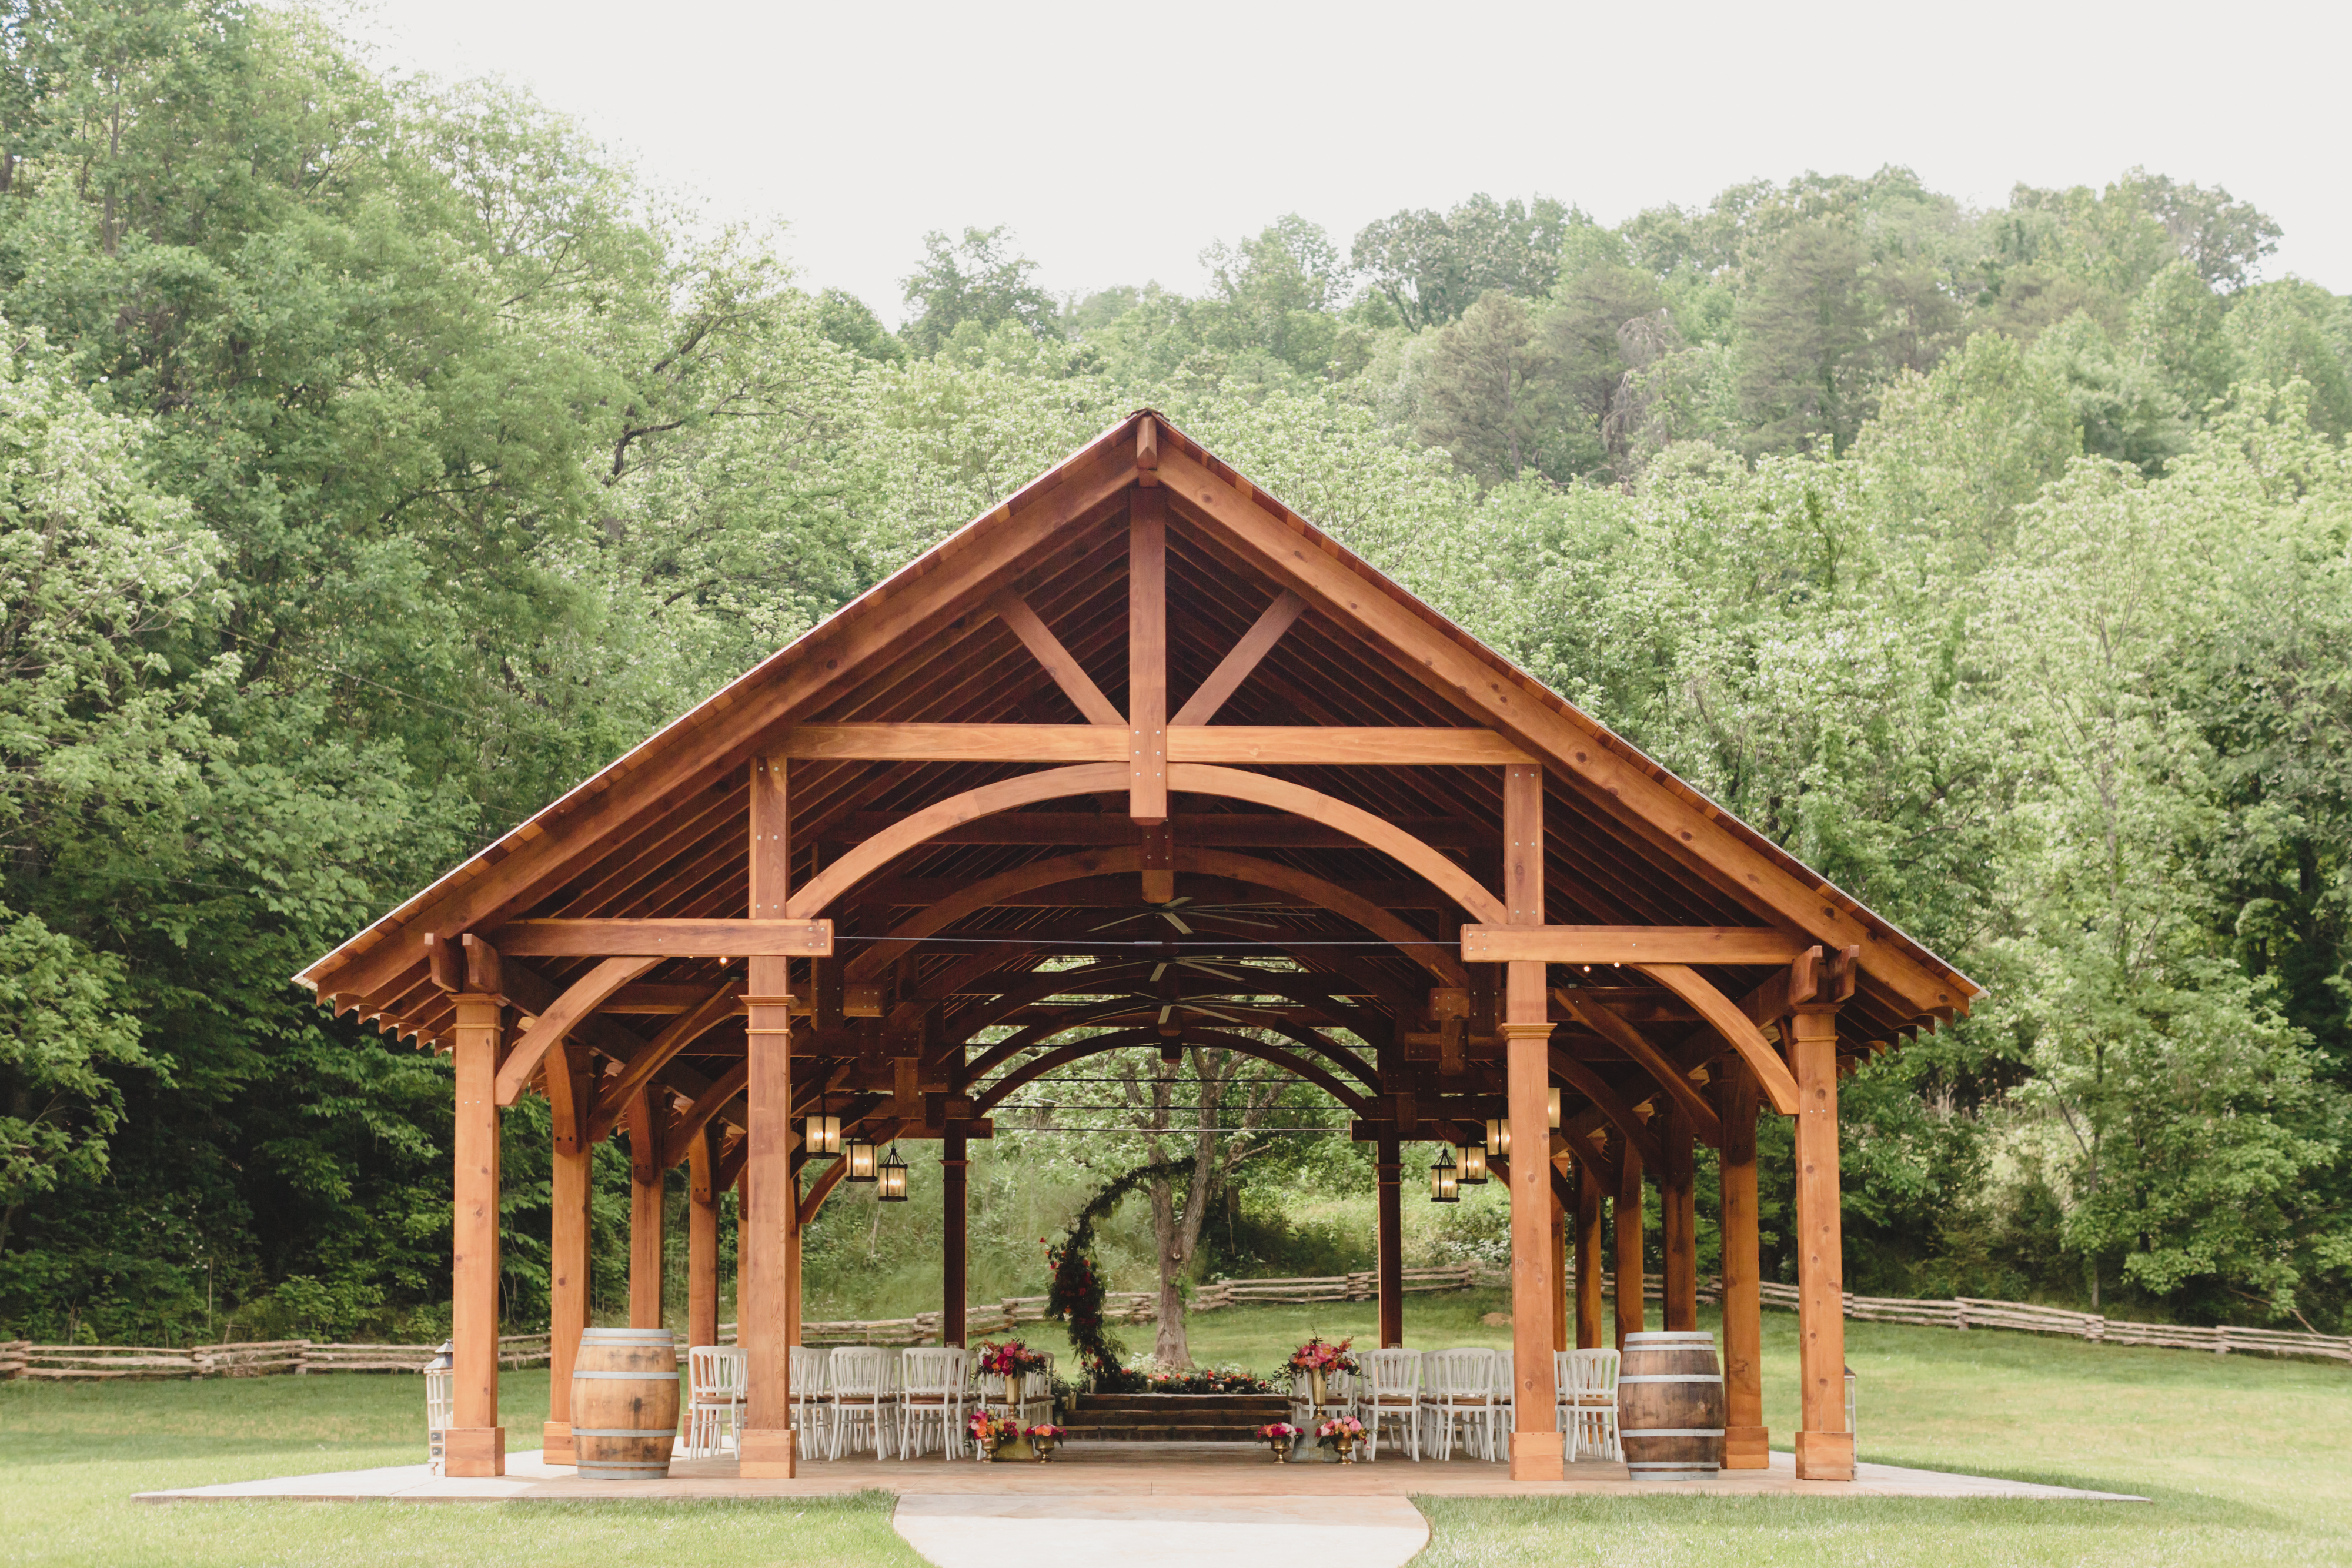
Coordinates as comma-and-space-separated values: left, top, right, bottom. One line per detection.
1150, 1175, 1190, 1366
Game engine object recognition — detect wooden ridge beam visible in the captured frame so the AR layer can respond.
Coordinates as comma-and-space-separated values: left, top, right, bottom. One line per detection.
488, 920, 831, 958
1461, 925, 1809, 965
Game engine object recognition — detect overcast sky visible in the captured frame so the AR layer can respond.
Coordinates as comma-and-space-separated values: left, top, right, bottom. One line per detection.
350, 0, 2348, 320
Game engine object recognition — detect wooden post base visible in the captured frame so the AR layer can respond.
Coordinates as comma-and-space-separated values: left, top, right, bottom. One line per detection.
1508, 1428, 1562, 1480
739, 1427, 798, 1478
443, 1427, 506, 1477
1794, 1429, 1855, 1480
1723, 1424, 1769, 1469
542, 1420, 573, 1465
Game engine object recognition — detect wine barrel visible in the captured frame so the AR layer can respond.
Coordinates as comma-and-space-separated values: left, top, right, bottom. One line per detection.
572, 1328, 680, 1479
1619, 1330, 1725, 1479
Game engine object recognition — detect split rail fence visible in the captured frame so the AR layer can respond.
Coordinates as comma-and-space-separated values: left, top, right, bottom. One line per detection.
7, 1268, 2346, 1378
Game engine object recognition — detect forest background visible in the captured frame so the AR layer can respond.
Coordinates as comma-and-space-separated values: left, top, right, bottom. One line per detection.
3, 0, 2348, 1352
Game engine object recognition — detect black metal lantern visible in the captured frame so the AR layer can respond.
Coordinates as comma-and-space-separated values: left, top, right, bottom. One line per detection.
804, 1092, 841, 1158
1486, 1118, 1509, 1157
1428, 1144, 1459, 1203
877, 1145, 908, 1202
1456, 1139, 1488, 1184
843, 1136, 878, 1183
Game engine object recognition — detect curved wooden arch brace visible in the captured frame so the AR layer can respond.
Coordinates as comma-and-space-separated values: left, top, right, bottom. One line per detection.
1167, 765, 1507, 925
961, 999, 1380, 1096
792, 759, 1501, 936
662, 1060, 749, 1168
844, 849, 1130, 981
1553, 986, 1722, 1148
790, 764, 1128, 921
1635, 963, 1800, 1116
971, 1027, 1370, 1118
493, 956, 660, 1106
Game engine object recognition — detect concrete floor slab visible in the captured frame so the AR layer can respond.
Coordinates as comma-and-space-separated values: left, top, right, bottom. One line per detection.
891, 1493, 1429, 1568
133, 1443, 2147, 1505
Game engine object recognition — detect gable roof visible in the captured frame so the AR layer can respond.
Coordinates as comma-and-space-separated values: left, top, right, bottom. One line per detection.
298, 409, 1979, 1051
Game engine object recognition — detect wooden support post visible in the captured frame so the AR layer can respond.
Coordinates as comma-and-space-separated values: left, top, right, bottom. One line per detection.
1128, 486, 1167, 824
943, 1128, 970, 1347
688, 1125, 719, 1349
1501, 761, 1561, 1480
544, 1040, 590, 1464
1613, 1144, 1645, 1350
1575, 1156, 1605, 1350
626, 1087, 665, 1330
740, 754, 797, 1477
446, 993, 505, 1477
1719, 1061, 1768, 1469
1549, 1175, 1569, 1353
1375, 1127, 1403, 1348
1792, 1005, 1853, 1480
1662, 1101, 1698, 1332
785, 1161, 803, 1349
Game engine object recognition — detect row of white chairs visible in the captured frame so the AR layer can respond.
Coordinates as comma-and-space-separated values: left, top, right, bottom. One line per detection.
681, 1344, 1053, 1462
1291, 1347, 1620, 1462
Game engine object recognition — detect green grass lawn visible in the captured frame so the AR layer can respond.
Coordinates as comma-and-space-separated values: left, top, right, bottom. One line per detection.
4, 1297, 2347, 1566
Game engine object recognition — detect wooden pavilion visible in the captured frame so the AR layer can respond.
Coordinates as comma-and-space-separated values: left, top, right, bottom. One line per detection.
296, 411, 1979, 1483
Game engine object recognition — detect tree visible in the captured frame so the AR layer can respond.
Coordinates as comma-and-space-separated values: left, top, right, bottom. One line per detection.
1350, 193, 1571, 329
1416, 290, 1559, 486
898, 225, 1057, 355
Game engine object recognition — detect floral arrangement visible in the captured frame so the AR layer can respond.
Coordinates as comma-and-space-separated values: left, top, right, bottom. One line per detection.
973, 1339, 1047, 1379
1257, 1422, 1299, 1441
1124, 1357, 1277, 1395
1315, 1415, 1364, 1439
967, 1410, 1020, 1449
1287, 1336, 1359, 1376
1025, 1423, 1067, 1440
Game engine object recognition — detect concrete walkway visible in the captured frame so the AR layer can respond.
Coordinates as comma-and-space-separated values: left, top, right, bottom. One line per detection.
133, 1445, 2148, 1505
892, 1493, 1430, 1568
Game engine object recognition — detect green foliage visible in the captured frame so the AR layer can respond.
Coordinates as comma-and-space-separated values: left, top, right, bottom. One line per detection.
2, 0, 2348, 1347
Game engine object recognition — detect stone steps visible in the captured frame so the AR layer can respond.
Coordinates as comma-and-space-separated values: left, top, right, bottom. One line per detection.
1063, 1392, 1292, 1444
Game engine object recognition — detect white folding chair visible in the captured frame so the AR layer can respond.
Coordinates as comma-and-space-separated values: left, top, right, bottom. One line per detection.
423, 1366, 454, 1473
1018, 1355, 1055, 1429
1359, 1348, 1422, 1461
1560, 1348, 1621, 1461
827, 1346, 899, 1459
1495, 1348, 1515, 1462
1424, 1348, 1501, 1460
898, 1347, 967, 1459
684, 1345, 747, 1459
790, 1345, 832, 1442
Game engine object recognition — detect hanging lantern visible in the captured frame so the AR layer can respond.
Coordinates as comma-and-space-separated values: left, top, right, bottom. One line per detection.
1549, 1087, 1562, 1129
803, 1094, 841, 1157
877, 1145, 908, 1202
1486, 1118, 1510, 1156
843, 1136, 878, 1183
1428, 1144, 1459, 1204
1456, 1140, 1488, 1185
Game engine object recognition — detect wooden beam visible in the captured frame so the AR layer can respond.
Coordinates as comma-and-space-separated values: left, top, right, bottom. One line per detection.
590, 981, 747, 1141
1171, 590, 1305, 726
1553, 987, 1722, 1147
1130, 486, 1167, 823
990, 591, 1122, 726
774, 723, 1528, 765
492, 956, 662, 1106
488, 920, 831, 958
1135, 412, 1160, 483
1461, 925, 1809, 965
828, 811, 1484, 849
1635, 962, 1802, 1116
